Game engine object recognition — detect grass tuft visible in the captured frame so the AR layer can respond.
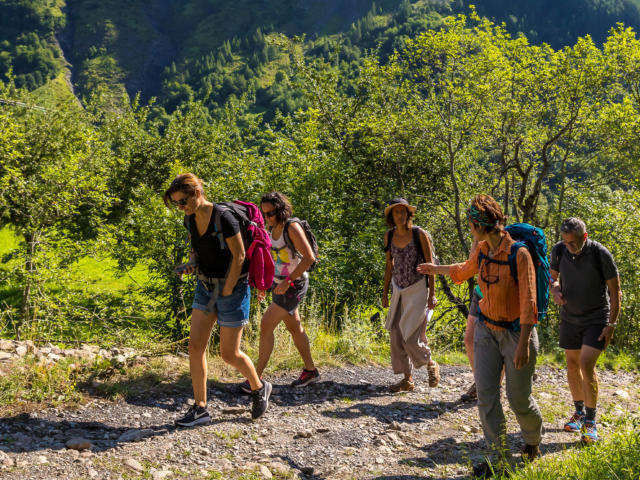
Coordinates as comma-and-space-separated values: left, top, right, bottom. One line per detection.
502, 417, 640, 480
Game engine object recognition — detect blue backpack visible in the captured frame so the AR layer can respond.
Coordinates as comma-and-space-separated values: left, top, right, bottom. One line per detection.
477, 223, 550, 324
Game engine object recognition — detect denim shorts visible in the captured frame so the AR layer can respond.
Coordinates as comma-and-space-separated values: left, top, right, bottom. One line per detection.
191, 278, 251, 328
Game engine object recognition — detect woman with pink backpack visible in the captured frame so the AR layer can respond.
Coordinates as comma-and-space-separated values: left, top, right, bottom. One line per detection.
164, 173, 271, 426
240, 191, 319, 390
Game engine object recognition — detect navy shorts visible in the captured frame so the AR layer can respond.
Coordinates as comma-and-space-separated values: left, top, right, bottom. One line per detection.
559, 320, 607, 351
191, 278, 250, 328
271, 276, 308, 315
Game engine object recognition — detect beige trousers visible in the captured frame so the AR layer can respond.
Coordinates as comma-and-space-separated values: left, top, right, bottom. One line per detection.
389, 297, 432, 375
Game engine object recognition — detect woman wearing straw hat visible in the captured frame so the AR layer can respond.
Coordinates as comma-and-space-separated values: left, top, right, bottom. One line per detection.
382, 197, 440, 392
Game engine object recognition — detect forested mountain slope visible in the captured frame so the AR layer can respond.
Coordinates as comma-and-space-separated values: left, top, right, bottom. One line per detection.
3, 0, 640, 115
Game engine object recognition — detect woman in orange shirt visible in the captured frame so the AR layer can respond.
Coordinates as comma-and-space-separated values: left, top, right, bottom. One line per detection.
418, 194, 542, 478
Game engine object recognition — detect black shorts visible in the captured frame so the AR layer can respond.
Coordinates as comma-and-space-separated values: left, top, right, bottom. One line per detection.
469, 289, 480, 318
559, 320, 607, 351
271, 276, 308, 315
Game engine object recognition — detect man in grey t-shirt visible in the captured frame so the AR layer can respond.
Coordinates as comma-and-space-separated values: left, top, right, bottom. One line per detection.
549, 217, 622, 445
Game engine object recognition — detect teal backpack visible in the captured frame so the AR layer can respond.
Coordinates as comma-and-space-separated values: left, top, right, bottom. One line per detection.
476, 223, 550, 329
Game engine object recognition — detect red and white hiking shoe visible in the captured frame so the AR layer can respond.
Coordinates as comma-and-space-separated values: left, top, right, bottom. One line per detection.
291, 368, 320, 388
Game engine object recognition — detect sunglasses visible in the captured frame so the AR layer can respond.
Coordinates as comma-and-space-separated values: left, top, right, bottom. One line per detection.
263, 210, 277, 218
171, 197, 189, 207
480, 260, 500, 285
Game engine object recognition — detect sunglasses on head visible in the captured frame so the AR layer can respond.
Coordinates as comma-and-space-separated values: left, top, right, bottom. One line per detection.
263, 210, 277, 218
171, 197, 189, 207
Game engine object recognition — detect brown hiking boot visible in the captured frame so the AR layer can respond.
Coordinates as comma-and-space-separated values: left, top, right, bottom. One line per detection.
427, 361, 440, 387
389, 378, 415, 393
460, 382, 477, 402
521, 444, 540, 462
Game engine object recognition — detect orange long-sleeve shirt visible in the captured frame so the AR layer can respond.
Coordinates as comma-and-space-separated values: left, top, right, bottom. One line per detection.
450, 233, 538, 330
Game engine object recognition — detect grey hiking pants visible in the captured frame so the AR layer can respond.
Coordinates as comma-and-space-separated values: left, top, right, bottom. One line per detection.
474, 319, 543, 455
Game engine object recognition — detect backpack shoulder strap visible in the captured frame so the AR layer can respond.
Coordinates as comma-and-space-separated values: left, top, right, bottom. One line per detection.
212, 204, 228, 249
283, 219, 297, 255
476, 243, 510, 267
591, 242, 606, 282
412, 227, 426, 262
183, 215, 192, 247
556, 242, 566, 266
413, 226, 435, 267
507, 241, 527, 284
383, 228, 395, 253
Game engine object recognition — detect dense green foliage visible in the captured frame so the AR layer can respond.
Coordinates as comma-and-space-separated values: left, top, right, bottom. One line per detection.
0, 0, 65, 89
1, 4, 640, 360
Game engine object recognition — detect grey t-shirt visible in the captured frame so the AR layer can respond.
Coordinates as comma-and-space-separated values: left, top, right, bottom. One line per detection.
550, 239, 619, 325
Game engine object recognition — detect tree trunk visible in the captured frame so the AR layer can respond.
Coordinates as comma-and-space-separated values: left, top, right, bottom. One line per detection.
438, 275, 469, 318
21, 231, 38, 332
556, 156, 568, 243
504, 172, 509, 218
449, 150, 469, 257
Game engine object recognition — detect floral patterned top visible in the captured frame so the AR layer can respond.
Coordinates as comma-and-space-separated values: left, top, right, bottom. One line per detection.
391, 238, 423, 289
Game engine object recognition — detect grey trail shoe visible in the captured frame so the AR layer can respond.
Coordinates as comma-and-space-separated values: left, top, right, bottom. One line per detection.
175, 405, 211, 427
251, 380, 272, 420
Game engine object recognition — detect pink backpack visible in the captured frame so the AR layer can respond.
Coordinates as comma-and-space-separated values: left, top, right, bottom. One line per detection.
212, 201, 275, 291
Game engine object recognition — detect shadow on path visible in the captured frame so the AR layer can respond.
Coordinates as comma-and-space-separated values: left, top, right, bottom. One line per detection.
279, 454, 326, 480
77, 373, 397, 412
322, 398, 476, 424
0, 411, 252, 454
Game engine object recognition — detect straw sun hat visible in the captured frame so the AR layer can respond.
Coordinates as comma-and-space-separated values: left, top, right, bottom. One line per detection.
384, 197, 417, 217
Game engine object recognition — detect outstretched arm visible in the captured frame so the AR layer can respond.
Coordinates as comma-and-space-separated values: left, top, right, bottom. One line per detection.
417, 263, 452, 276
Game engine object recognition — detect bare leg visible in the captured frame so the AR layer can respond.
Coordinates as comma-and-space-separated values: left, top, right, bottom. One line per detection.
565, 349, 584, 402
282, 307, 315, 371
579, 346, 602, 409
255, 303, 284, 377
219, 325, 262, 391
189, 309, 217, 407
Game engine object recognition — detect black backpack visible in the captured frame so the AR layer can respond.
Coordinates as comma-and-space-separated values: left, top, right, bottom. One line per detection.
186, 201, 258, 251
282, 217, 319, 272
384, 226, 438, 289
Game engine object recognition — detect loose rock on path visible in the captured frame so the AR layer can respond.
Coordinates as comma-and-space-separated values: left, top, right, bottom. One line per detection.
0, 363, 638, 479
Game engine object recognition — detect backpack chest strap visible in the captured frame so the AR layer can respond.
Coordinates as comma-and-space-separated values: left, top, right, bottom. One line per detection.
477, 242, 524, 284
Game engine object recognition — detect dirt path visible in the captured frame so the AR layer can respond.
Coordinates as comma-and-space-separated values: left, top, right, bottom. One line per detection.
0, 364, 638, 479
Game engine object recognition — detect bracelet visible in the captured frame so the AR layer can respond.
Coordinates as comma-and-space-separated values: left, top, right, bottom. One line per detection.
607, 323, 617, 328
285, 276, 295, 287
